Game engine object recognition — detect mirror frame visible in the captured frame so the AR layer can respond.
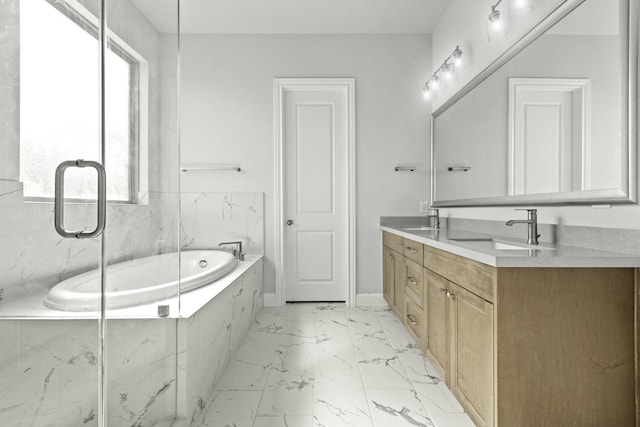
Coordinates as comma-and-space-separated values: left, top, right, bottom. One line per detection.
431, 0, 637, 207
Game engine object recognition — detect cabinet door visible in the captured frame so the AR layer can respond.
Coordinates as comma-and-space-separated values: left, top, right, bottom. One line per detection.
425, 268, 449, 382
393, 252, 406, 319
450, 284, 494, 427
382, 246, 395, 307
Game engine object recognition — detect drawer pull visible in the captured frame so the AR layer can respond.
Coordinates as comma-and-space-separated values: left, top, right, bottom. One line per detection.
406, 314, 418, 326
446, 291, 456, 300
406, 247, 417, 254
407, 277, 418, 285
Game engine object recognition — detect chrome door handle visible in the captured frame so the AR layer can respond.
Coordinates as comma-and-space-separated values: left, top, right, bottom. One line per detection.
54, 159, 106, 239
287, 219, 294, 226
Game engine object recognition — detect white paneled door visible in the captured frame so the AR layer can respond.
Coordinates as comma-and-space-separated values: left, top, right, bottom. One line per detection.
281, 81, 352, 302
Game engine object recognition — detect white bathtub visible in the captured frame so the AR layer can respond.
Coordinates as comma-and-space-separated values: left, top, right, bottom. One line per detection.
43, 250, 237, 312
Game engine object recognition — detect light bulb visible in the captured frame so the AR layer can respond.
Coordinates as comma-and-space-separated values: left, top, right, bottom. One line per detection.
486, 4, 508, 42
442, 63, 453, 80
452, 46, 463, 66
431, 75, 440, 89
422, 84, 431, 100
488, 6, 502, 26
509, 0, 533, 18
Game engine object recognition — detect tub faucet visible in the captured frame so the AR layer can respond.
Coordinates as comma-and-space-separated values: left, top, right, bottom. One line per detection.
219, 241, 244, 261
505, 209, 539, 246
425, 208, 440, 230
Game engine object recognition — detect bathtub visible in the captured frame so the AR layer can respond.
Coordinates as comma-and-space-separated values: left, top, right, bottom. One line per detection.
43, 250, 237, 312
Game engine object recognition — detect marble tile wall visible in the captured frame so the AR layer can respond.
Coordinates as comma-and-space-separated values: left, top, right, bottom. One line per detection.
180, 192, 264, 255
0, 191, 180, 302
178, 257, 264, 425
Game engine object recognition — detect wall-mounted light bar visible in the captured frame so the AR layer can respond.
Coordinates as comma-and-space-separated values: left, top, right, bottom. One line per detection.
422, 45, 463, 100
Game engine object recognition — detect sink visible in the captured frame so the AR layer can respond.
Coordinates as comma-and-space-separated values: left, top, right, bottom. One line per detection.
403, 226, 436, 231
450, 237, 555, 251
492, 241, 555, 251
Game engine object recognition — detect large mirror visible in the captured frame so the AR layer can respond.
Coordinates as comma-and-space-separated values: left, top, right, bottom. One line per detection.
431, 0, 637, 206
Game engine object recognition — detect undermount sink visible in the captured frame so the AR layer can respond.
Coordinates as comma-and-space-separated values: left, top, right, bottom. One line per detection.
403, 226, 436, 231
450, 237, 555, 251
492, 242, 554, 251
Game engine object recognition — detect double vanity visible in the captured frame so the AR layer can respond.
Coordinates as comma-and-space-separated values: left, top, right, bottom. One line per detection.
381, 219, 638, 427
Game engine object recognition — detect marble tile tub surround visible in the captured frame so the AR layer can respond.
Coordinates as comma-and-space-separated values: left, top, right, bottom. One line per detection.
383, 215, 640, 257
0, 258, 264, 427
195, 303, 474, 427
178, 257, 263, 425
180, 192, 264, 255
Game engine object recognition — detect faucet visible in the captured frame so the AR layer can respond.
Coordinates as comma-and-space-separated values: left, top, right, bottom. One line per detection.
219, 241, 244, 260
425, 208, 440, 230
505, 209, 540, 245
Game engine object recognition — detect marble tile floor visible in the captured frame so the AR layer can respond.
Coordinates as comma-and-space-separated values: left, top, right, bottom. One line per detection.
199, 303, 475, 427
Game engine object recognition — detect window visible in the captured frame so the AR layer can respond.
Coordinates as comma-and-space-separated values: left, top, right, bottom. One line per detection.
19, 0, 143, 202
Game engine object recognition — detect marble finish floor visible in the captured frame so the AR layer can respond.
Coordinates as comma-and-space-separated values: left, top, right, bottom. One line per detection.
199, 303, 475, 427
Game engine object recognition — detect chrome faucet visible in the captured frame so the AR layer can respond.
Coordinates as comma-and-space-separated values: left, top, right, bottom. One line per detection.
425, 208, 440, 230
219, 241, 244, 260
505, 209, 539, 245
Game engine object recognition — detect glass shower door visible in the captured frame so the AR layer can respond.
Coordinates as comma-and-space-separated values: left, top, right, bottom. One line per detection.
102, 1, 181, 425
0, 0, 106, 425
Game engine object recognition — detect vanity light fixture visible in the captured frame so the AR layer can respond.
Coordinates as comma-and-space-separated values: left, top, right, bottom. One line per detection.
421, 45, 463, 100
487, 0, 508, 41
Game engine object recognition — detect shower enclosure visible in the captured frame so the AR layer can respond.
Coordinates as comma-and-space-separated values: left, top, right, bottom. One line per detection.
0, 0, 184, 425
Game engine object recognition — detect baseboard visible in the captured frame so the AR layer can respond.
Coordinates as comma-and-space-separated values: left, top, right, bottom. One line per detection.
356, 293, 386, 306
263, 293, 279, 307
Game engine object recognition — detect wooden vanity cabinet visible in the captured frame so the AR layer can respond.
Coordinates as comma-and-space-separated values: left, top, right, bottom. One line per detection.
382, 230, 636, 427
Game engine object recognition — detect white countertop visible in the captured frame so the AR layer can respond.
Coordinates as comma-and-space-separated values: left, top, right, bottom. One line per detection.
381, 225, 640, 268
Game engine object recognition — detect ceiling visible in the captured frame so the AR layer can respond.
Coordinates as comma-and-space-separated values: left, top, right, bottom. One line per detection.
130, 0, 451, 34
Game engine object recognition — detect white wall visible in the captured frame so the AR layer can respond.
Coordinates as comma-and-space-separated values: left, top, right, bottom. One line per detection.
430, 0, 640, 232
180, 34, 432, 295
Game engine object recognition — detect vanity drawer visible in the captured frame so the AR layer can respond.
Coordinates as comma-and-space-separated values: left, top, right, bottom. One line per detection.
404, 259, 424, 307
423, 244, 496, 303
404, 239, 424, 265
405, 295, 425, 345
383, 231, 405, 254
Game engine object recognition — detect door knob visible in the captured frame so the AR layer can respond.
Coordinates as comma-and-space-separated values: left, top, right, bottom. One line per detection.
286, 219, 294, 226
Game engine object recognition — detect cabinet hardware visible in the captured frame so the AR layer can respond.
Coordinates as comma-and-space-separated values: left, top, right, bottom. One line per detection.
406, 314, 418, 326
406, 247, 417, 254
408, 277, 418, 285
440, 288, 448, 294
446, 292, 456, 300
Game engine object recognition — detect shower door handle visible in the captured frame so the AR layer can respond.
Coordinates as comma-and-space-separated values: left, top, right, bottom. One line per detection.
54, 159, 107, 239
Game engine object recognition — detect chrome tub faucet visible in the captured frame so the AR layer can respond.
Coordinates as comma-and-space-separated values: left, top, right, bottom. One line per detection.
219, 241, 244, 260
506, 208, 540, 245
